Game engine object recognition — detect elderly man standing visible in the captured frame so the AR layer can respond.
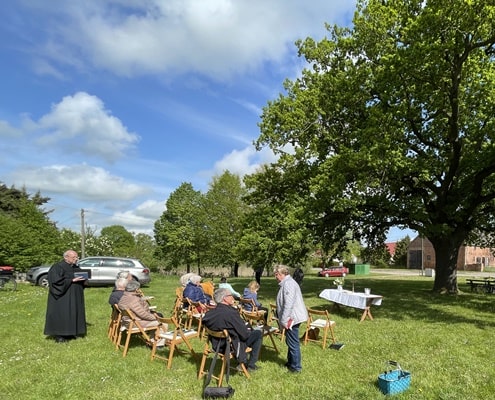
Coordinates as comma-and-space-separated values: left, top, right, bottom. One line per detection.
44, 249, 87, 343
273, 264, 308, 373
202, 287, 262, 372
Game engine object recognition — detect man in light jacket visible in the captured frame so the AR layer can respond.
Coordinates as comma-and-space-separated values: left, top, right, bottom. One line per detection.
274, 264, 308, 373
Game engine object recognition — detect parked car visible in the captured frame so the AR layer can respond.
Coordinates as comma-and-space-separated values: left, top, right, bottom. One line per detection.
318, 266, 349, 277
26, 256, 152, 288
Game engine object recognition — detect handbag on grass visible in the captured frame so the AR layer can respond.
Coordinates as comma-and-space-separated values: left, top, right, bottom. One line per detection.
202, 338, 235, 399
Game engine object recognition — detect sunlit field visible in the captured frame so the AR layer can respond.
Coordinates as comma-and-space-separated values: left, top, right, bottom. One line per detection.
1, 271, 495, 399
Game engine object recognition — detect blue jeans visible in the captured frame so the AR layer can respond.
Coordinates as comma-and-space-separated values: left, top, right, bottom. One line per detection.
285, 323, 302, 371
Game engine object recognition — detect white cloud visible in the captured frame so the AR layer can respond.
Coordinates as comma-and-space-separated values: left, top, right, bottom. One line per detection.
109, 199, 166, 234
28, 0, 356, 80
211, 145, 278, 177
9, 163, 149, 201
0, 120, 22, 137
35, 92, 140, 162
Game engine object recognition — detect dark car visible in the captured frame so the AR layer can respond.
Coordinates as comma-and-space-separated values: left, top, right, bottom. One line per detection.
318, 266, 349, 278
26, 256, 151, 288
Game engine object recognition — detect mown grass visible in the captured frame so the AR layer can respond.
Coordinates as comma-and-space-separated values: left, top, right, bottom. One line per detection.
1, 272, 495, 399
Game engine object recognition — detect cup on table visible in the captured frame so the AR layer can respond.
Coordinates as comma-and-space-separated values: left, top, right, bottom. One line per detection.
364, 288, 371, 295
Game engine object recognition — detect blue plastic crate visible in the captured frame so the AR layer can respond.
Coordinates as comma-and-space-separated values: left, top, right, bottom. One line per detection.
378, 361, 411, 395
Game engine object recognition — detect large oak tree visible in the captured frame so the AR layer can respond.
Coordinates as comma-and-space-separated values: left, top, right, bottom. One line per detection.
254, 0, 495, 293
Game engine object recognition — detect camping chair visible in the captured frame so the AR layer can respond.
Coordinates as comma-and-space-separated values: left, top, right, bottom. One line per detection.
116, 308, 159, 357
198, 327, 251, 386
150, 316, 199, 369
268, 303, 285, 341
303, 308, 337, 349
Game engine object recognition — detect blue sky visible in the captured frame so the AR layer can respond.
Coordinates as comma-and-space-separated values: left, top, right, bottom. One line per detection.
0, 0, 414, 242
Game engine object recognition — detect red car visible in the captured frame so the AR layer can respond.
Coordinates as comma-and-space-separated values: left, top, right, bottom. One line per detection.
318, 266, 349, 277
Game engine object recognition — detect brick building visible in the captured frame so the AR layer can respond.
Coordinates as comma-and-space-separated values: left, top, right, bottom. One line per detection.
407, 236, 495, 271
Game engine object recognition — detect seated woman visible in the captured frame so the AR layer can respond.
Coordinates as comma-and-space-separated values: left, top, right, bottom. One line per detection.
219, 276, 241, 300
108, 277, 128, 308
242, 280, 268, 323
183, 274, 212, 311
118, 280, 167, 332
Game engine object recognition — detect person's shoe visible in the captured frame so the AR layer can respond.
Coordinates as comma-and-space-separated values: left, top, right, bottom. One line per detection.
248, 365, 261, 371
287, 367, 302, 373
234, 364, 246, 372
55, 336, 68, 343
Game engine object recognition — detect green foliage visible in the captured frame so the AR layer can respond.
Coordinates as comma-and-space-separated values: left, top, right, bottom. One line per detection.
203, 171, 246, 270
253, 0, 495, 293
3, 273, 495, 399
394, 236, 411, 268
0, 187, 59, 270
241, 165, 314, 269
154, 182, 206, 272
100, 225, 135, 256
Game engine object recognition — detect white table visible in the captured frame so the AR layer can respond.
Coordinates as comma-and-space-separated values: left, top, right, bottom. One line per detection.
319, 289, 383, 322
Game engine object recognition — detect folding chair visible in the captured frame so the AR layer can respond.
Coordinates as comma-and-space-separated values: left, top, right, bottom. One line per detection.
198, 327, 250, 386
268, 303, 285, 341
107, 304, 122, 345
171, 295, 189, 328
303, 308, 337, 349
184, 298, 207, 338
150, 316, 199, 369
116, 308, 159, 357
240, 309, 279, 356
239, 297, 261, 313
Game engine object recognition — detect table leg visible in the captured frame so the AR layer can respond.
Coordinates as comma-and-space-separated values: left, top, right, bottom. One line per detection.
360, 307, 373, 322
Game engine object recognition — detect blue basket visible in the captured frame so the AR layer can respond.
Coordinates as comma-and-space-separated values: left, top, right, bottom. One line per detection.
378, 361, 411, 395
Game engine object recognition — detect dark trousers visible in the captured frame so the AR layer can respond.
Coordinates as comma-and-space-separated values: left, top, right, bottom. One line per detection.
245, 329, 262, 368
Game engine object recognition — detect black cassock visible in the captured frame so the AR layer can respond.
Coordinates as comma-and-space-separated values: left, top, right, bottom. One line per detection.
44, 260, 87, 337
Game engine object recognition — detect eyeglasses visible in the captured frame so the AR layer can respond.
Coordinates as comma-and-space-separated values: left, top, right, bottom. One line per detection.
224, 294, 234, 298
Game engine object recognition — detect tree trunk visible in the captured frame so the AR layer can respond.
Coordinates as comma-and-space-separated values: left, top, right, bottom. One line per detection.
430, 236, 462, 294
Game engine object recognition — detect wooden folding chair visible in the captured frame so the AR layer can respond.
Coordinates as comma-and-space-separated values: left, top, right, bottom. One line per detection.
150, 316, 199, 369
240, 309, 279, 357
239, 297, 261, 313
107, 304, 122, 345
184, 298, 207, 335
268, 303, 285, 341
198, 327, 250, 386
116, 308, 159, 357
303, 308, 337, 349
171, 295, 189, 329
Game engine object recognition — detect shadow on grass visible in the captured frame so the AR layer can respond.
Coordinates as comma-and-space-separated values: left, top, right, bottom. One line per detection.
256, 274, 495, 329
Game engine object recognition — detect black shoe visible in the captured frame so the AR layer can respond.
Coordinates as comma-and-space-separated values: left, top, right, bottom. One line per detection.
248, 365, 261, 371
55, 336, 68, 343
288, 367, 302, 373
234, 364, 245, 372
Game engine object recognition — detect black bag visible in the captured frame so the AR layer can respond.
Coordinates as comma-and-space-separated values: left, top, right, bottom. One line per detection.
202, 338, 235, 399
203, 386, 235, 399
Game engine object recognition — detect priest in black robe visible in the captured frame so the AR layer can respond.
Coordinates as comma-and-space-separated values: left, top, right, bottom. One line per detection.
44, 250, 87, 342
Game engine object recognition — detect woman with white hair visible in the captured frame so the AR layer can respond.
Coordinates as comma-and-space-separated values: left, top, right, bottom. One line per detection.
182, 274, 211, 309
273, 264, 308, 373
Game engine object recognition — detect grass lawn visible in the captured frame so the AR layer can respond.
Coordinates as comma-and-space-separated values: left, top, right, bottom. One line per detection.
1, 271, 495, 399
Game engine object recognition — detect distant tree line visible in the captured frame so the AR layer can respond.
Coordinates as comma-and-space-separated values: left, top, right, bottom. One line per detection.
1, 175, 409, 275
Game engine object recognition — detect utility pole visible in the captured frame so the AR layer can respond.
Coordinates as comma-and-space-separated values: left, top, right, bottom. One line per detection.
81, 209, 86, 259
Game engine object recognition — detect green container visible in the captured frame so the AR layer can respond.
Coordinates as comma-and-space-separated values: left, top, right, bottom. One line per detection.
348, 264, 370, 275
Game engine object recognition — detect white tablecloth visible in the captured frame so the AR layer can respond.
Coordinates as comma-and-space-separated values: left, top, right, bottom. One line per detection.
319, 289, 383, 310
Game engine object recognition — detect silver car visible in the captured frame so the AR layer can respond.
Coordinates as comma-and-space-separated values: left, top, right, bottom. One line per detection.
26, 256, 151, 287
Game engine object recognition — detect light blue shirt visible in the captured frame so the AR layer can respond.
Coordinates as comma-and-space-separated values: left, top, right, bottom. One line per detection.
218, 282, 241, 299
